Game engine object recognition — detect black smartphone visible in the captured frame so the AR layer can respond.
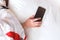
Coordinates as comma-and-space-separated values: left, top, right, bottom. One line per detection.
34, 7, 46, 21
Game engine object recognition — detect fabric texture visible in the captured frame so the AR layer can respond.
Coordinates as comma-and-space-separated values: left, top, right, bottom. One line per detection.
0, 7, 26, 40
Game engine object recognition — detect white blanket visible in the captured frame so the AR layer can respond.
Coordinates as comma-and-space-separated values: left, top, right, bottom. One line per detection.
9, 0, 60, 40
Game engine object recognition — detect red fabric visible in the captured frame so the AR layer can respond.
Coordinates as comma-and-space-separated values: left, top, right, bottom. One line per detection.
24, 36, 27, 40
6, 31, 21, 40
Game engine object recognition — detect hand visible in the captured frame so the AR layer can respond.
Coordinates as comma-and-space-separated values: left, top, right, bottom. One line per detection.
22, 15, 42, 28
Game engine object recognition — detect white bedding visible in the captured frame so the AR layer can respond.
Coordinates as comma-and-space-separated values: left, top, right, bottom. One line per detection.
9, 0, 60, 40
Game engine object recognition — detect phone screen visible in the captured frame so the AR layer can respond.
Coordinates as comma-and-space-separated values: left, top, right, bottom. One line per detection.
34, 7, 46, 21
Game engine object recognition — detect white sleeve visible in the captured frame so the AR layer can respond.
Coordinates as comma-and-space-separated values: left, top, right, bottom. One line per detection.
0, 9, 25, 40
0, 9, 14, 40
0, 20, 13, 40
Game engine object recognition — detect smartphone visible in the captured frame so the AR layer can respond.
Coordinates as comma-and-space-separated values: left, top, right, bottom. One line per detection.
34, 7, 46, 21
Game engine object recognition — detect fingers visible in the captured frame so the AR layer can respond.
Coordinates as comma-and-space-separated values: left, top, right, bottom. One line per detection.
28, 15, 41, 21
34, 21, 42, 26
29, 18, 42, 27
33, 18, 41, 22
34, 21, 42, 24
23, 15, 42, 28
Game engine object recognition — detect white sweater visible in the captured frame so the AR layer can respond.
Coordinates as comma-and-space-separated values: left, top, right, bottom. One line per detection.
0, 8, 25, 40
